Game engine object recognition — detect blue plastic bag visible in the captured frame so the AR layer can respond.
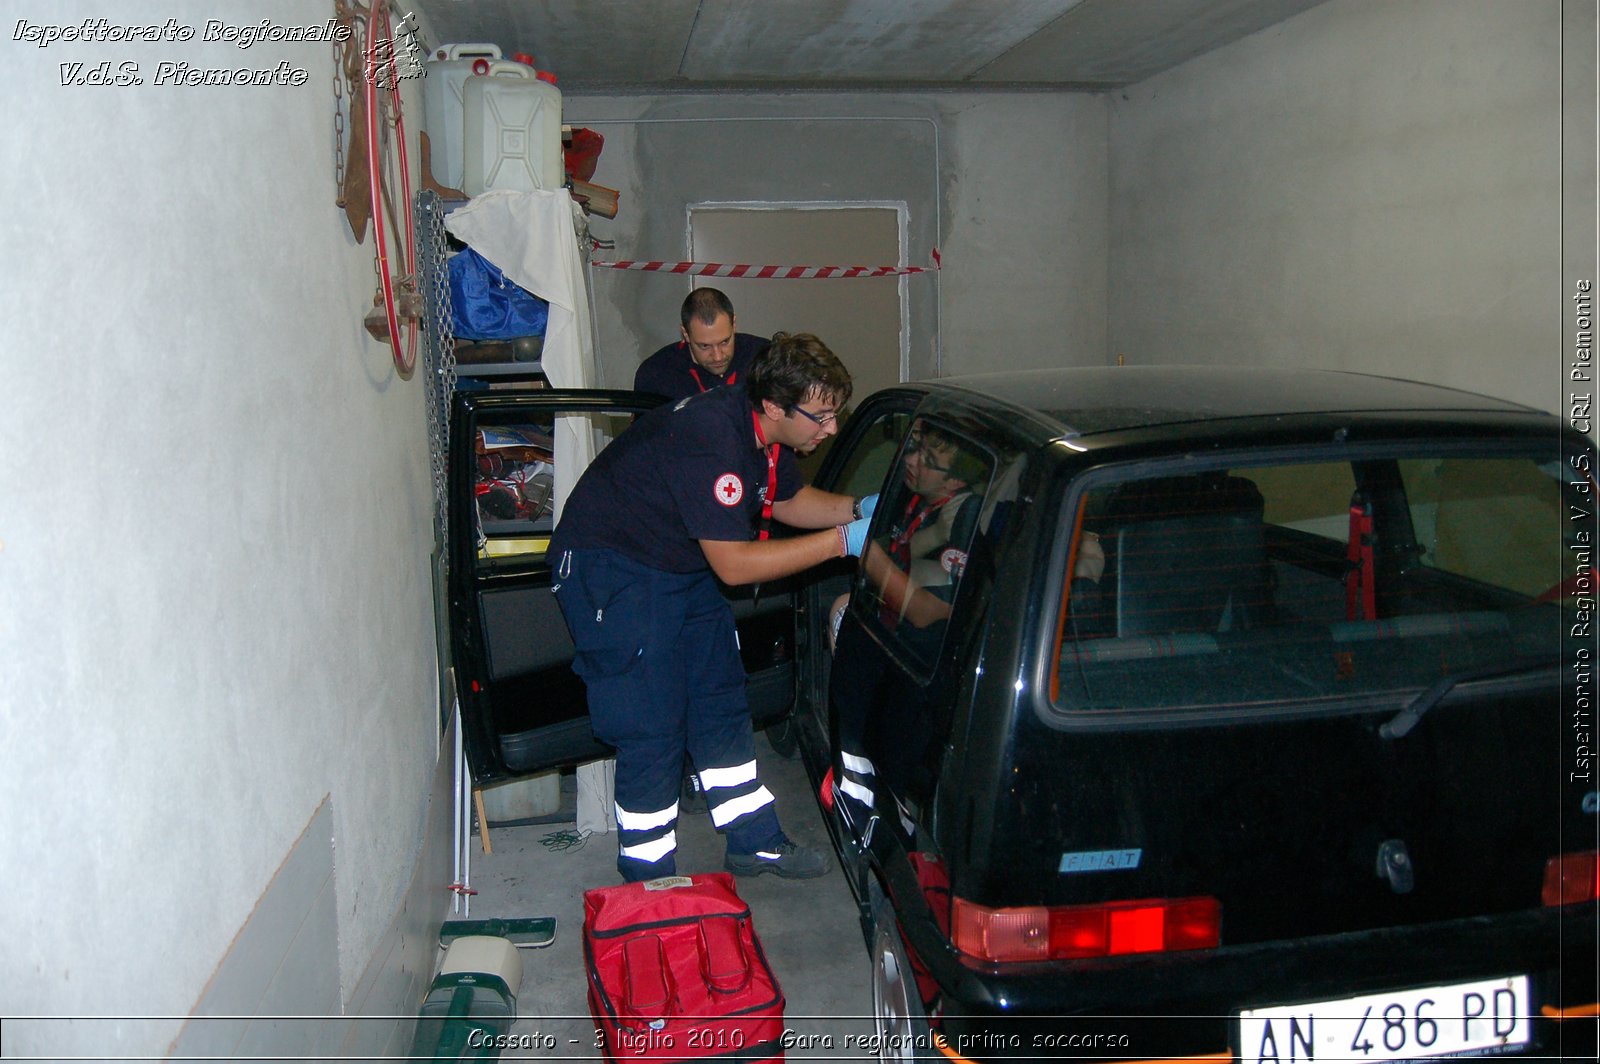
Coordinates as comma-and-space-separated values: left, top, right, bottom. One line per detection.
448, 247, 549, 341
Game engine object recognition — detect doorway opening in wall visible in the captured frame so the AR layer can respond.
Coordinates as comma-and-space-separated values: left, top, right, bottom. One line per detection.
689, 204, 906, 476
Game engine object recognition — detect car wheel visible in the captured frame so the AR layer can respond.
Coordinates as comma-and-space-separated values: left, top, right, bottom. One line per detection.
869, 893, 935, 1062
764, 714, 800, 759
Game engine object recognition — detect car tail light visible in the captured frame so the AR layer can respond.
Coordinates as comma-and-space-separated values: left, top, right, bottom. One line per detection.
951, 896, 1221, 962
1542, 851, 1600, 906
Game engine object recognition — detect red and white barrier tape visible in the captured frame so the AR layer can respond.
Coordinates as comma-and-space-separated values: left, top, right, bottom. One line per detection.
591, 249, 940, 279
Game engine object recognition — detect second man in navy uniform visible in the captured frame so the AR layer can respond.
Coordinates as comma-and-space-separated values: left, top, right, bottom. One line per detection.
633, 287, 769, 400
552, 332, 875, 882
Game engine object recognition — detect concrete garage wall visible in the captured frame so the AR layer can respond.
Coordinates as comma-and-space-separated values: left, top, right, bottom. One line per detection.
1108, 0, 1568, 415
0, 0, 449, 1057
566, 91, 1108, 387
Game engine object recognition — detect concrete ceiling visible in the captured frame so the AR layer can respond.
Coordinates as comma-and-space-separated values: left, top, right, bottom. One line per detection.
408, 0, 1329, 93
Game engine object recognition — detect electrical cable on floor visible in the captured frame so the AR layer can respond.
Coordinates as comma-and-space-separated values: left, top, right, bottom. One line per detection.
540, 827, 593, 853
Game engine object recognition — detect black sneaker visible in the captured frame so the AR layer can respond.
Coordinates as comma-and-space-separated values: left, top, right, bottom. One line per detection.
724, 839, 830, 879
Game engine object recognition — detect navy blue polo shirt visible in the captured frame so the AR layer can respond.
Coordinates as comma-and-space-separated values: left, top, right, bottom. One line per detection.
551, 385, 803, 573
631, 333, 769, 401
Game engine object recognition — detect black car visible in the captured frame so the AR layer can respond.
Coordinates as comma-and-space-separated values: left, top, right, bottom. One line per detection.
445, 387, 797, 786
792, 367, 1598, 1062
446, 366, 1598, 1063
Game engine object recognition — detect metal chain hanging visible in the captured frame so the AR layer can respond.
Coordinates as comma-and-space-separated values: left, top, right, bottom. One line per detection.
332, 0, 370, 242
416, 189, 458, 554
332, 31, 345, 192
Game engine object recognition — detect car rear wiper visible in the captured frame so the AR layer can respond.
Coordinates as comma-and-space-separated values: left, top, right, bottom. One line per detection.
1379, 658, 1550, 739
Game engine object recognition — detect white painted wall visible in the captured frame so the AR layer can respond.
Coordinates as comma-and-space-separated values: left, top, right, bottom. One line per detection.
1108, 0, 1571, 415
0, 1, 442, 1055
566, 91, 1108, 388
938, 92, 1109, 375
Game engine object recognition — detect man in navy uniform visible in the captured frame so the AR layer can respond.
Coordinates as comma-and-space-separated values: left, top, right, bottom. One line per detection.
633, 287, 769, 400
552, 333, 873, 882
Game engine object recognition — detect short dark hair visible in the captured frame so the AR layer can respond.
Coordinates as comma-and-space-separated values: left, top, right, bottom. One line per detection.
746, 332, 853, 413
915, 422, 988, 487
681, 288, 736, 331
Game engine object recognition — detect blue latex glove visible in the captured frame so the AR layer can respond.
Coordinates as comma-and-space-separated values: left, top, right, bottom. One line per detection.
857, 493, 879, 521
844, 516, 872, 557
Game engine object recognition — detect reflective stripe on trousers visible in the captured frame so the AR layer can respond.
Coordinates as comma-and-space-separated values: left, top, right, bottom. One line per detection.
698, 759, 776, 829
552, 548, 785, 881
616, 800, 679, 866
839, 748, 876, 807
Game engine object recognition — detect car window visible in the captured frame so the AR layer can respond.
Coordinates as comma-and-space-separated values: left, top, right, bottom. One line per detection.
833, 411, 912, 500
1398, 457, 1565, 597
854, 417, 995, 678
1254, 462, 1355, 539
473, 410, 636, 567
1051, 449, 1580, 716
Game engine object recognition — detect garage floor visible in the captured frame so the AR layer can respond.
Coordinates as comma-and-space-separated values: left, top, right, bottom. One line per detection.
457, 739, 878, 1060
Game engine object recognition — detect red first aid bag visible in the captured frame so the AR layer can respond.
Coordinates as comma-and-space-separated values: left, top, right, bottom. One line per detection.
583, 873, 785, 1063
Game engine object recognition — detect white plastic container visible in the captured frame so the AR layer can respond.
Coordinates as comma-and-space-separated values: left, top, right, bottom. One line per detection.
461, 70, 564, 195
439, 935, 524, 993
421, 43, 533, 190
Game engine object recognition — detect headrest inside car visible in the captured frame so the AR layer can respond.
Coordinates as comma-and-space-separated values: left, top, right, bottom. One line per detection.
1103, 475, 1269, 637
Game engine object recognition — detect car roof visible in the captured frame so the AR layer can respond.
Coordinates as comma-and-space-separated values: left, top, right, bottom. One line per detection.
915, 365, 1551, 440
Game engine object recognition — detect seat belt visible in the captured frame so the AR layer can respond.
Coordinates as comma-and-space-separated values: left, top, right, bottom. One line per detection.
1346, 492, 1376, 621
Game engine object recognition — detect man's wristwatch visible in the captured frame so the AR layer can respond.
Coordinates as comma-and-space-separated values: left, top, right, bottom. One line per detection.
852, 497, 864, 521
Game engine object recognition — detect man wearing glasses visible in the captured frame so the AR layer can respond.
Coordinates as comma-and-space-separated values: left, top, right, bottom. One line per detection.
551, 332, 875, 883
633, 287, 770, 400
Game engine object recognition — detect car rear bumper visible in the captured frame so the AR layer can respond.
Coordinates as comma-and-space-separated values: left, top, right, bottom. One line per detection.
919, 907, 1597, 1063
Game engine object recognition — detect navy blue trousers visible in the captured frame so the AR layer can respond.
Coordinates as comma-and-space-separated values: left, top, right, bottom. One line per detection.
553, 549, 784, 881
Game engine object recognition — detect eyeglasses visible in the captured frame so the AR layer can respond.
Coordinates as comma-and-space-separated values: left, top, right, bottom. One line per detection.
910, 443, 954, 475
789, 405, 838, 428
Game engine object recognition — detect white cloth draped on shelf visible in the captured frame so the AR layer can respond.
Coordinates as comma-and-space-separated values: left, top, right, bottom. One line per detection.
444, 188, 597, 522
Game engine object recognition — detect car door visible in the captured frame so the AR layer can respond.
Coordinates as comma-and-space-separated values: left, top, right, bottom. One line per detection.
796, 394, 1009, 1015
447, 387, 798, 788
790, 391, 921, 759
812, 403, 1005, 861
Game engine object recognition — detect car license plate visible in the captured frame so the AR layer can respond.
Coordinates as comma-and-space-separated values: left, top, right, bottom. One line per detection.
1238, 975, 1529, 1063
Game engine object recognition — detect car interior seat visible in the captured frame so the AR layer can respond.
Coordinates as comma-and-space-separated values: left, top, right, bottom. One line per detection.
1102, 473, 1271, 637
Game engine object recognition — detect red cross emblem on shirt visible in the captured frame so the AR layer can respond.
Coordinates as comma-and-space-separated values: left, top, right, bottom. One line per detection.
714, 473, 744, 506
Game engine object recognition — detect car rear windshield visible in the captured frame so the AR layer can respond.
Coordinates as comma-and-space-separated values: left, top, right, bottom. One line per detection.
1049, 446, 1592, 715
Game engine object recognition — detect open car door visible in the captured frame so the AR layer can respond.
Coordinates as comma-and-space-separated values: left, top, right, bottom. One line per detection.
448, 387, 798, 787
